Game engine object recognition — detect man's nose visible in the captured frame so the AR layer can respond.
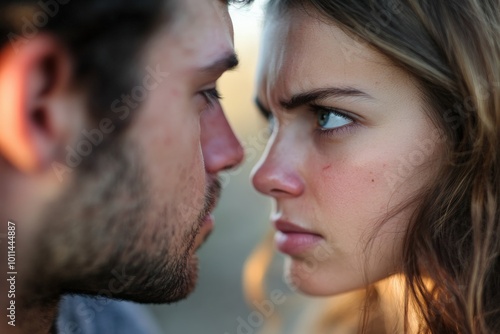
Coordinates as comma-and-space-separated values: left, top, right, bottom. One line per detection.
200, 106, 244, 174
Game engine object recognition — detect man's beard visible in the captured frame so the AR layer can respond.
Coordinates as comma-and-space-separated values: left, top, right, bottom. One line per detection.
24, 139, 221, 306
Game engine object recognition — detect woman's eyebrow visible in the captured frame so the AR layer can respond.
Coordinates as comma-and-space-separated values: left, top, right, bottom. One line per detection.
280, 87, 374, 110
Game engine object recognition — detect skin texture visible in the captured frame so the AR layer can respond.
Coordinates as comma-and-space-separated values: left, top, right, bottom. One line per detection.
252, 8, 444, 296
0, 0, 243, 332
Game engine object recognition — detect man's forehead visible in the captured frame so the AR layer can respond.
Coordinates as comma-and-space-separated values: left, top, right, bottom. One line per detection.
169, 0, 234, 70
173, 0, 230, 27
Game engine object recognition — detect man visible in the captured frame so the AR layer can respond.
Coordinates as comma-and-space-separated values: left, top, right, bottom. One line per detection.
0, 0, 251, 332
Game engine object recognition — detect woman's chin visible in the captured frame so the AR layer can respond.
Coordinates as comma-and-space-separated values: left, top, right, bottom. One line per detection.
283, 257, 365, 296
282, 258, 330, 296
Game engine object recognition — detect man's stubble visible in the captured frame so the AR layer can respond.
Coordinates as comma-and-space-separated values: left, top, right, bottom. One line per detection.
24, 138, 220, 306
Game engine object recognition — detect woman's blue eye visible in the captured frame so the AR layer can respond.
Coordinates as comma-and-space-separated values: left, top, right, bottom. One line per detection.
317, 109, 352, 129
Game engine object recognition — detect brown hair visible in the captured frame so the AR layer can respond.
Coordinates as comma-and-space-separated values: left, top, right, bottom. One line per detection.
0, 0, 253, 132
261, 0, 500, 332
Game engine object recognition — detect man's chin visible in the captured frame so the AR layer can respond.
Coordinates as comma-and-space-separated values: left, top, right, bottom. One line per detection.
63, 254, 200, 305
159, 255, 199, 304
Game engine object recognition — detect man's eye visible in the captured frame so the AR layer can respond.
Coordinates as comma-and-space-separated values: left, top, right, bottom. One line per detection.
202, 88, 222, 107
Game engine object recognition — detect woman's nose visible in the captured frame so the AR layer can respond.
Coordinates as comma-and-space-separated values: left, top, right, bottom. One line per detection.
251, 137, 304, 198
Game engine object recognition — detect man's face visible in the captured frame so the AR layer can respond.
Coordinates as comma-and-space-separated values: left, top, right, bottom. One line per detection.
31, 0, 243, 303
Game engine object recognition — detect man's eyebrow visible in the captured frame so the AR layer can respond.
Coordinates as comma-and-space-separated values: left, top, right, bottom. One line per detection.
255, 97, 272, 120
200, 53, 239, 74
280, 87, 373, 110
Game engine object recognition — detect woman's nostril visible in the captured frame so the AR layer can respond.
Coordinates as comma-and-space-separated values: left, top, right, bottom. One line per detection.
270, 188, 290, 196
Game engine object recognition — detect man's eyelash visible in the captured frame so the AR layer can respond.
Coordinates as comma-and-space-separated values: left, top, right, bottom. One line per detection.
203, 88, 222, 106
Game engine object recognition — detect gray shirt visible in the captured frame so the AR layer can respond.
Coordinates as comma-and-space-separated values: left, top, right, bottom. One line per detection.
57, 295, 162, 334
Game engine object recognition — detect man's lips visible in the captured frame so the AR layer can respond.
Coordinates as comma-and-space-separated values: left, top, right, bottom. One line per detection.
193, 178, 221, 250
273, 220, 323, 256
205, 176, 221, 215
193, 213, 214, 251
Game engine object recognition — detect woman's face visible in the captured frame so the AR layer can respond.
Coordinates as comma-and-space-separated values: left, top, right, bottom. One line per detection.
252, 9, 445, 296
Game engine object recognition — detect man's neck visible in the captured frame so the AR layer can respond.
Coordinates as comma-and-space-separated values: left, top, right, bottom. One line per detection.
1, 282, 59, 334
0, 218, 60, 334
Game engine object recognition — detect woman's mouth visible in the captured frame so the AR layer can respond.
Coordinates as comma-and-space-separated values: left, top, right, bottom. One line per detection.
273, 220, 323, 256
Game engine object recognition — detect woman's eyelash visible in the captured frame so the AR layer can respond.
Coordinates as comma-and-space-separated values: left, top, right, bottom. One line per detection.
203, 88, 222, 106
309, 104, 357, 137
310, 105, 352, 122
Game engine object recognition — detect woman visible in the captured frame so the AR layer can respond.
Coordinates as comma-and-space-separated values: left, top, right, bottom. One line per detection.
250, 0, 500, 332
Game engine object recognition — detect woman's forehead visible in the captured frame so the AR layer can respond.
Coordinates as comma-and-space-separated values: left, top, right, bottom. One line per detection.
256, 10, 398, 108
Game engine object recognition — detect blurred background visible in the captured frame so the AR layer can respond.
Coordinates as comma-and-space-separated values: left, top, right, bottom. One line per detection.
146, 1, 309, 333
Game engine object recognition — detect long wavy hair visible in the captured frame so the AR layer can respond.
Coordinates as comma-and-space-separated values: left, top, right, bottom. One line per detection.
250, 0, 500, 333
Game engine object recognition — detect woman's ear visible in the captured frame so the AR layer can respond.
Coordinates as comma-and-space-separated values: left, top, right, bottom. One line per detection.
0, 33, 73, 174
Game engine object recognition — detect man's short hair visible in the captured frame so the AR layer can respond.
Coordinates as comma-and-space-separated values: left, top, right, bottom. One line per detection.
0, 0, 253, 133
1, 0, 169, 133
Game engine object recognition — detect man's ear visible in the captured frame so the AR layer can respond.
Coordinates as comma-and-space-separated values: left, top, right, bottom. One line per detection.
0, 34, 73, 174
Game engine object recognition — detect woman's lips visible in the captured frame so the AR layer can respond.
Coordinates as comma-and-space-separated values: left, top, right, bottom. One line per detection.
273, 221, 323, 256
